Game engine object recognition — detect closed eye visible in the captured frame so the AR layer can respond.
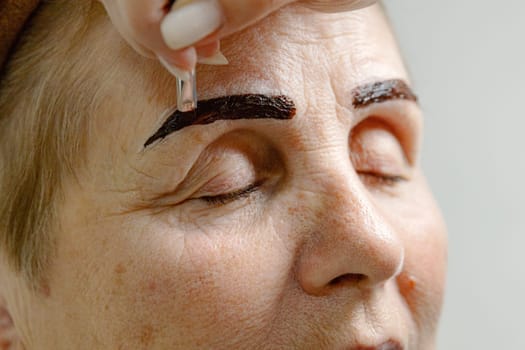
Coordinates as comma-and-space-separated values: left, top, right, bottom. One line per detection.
357, 171, 407, 187
197, 182, 261, 206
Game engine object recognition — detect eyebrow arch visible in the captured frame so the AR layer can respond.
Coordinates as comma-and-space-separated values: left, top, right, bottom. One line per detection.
352, 79, 418, 109
144, 94, 296, 148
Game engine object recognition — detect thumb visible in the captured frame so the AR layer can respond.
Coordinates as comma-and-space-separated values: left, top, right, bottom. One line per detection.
161, 0, 293, 51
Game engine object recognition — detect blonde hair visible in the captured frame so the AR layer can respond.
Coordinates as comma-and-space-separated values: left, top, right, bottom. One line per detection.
0, 0, 104, 285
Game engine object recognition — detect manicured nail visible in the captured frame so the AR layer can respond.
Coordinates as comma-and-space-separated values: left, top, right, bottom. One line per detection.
161, 0, 224, 50
198, 51, 229, 65
158, 56, 191, 81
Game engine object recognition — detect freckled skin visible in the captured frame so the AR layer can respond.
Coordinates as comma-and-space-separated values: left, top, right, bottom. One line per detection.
114, 263, 126, 275
139, 324, 154, 347
0, 4, 447, 350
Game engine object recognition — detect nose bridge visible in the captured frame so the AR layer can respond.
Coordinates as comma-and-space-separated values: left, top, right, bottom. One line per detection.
296, 169, 405, 295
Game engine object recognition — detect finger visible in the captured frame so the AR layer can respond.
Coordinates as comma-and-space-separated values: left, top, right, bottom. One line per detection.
158, 46, 198, 72
196, 41, 221, 59
159, 41, 226, 77
158, 47, 198, 81
105, 0, 203, 71
98, 0, 170, 58
118, 0, 174, 57
196, 41, 229, 65
302, 0, 377, 13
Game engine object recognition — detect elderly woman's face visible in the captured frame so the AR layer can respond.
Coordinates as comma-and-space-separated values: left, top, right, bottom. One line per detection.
22, 4, 446, 350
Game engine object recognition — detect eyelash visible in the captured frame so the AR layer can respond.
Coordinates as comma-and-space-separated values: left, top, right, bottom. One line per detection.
196, 171, 405, 207
358, 171, 407, 187
199, 182, 260, 206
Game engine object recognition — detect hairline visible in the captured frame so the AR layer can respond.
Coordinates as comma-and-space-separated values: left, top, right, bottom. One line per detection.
0, 0, 105, 287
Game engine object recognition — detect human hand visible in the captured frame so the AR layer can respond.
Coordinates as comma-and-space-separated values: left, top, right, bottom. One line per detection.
98, 0, 377, 78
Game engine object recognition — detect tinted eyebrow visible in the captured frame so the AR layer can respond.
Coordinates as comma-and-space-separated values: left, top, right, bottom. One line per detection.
352, 79, 418, 109
144, 94, 296, 148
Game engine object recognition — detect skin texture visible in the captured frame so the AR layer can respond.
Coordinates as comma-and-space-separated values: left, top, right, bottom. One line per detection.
1, 4, 447, 349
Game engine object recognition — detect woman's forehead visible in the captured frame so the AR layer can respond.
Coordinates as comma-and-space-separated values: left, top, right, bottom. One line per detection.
194, 4, 406, 99
82, 3, 402, 114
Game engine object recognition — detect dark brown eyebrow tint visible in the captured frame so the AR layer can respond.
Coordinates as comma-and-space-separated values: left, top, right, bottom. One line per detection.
352, 79, 418, 109
144, 94, 296, 147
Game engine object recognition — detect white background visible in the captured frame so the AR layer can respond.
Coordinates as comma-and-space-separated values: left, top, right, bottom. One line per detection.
384, 1, 525, 349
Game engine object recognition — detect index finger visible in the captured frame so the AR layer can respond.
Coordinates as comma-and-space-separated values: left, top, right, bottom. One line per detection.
119, 0, 172, 56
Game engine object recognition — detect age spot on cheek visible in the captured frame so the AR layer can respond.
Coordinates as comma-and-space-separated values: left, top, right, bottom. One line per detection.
139, 324, 155, 347
115, 263, 127, 274
397, 273, 417, 295
397, 272, 418, 311
39, 281, 51, 298
114, 262, 127, 287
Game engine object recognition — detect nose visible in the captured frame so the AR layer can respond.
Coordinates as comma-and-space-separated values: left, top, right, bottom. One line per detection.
296, 174, 404, 295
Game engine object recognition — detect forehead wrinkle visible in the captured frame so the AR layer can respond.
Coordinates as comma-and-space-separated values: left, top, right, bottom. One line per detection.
270, 3, 373, 45
196, 6, 378, 101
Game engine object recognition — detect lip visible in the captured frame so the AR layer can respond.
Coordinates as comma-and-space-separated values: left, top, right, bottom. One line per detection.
350, 339, 403, 350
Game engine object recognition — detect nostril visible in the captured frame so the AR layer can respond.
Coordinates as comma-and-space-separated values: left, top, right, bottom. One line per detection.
329, 273, 367, 286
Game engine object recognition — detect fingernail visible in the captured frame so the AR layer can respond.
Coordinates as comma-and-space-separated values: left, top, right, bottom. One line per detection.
198, 51, 229, 65
161, 0, 224, 50
158, 56, 191, 81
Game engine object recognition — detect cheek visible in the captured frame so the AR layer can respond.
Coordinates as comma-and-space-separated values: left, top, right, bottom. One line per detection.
389, 180, 448, 335
109, 221, 293, 347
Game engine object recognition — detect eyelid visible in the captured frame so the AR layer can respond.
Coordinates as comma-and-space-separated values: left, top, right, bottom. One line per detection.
350, 118, 413, 192
146, 149, 255, 208
351, 134, 408, 169
353, 151, 410, 178
148, 130, 283, 212
352, 104, 422, 166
